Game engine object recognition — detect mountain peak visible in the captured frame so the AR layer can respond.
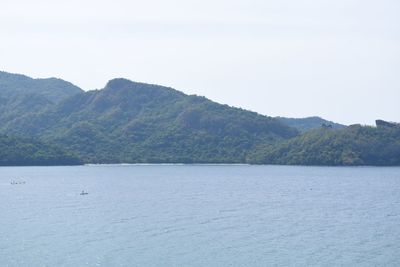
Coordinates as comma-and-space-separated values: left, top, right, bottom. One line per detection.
105, 78, 135, 90
102, 78, 186, 100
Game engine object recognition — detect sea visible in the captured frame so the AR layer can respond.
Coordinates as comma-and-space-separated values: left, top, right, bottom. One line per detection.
1, 165, 399, 266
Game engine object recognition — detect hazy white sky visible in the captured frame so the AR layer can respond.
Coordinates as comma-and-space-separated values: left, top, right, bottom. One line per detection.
1, 0, 399, 125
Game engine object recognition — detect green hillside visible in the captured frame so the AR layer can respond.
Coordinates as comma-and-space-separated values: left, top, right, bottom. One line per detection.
1, 71, 398, 166
0, 71, 83, 103
0, 135, 81, 166
2, 78, 298, 163
248, 122, 400, 166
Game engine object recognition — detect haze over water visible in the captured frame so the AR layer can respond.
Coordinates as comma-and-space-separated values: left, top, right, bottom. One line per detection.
1, 165, 400, 266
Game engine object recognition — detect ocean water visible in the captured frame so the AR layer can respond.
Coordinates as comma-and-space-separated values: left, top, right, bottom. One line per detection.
1, 165, 399, 266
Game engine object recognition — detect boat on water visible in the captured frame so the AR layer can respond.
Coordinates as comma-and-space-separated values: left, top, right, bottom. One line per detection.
10, 180, 26, 185
80, 190, 89, 195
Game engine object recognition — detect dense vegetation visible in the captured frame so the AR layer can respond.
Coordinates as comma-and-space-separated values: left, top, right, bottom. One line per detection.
0, 71, 82, 103
248, 123, 400, 166
0, 135, 81, 166
275, 116, 345, 132
0, 71, 399, 166
2, 78, 298, 163
0, 71, 84, 165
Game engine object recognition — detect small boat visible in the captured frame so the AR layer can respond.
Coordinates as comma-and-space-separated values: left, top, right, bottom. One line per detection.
10, 180, 25, 185
80, 190, 89, 195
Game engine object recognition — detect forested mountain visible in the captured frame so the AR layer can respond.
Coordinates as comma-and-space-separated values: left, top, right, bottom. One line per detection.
0, 71, 398, 166
275, 116, 345, 132
0, 71, 83, 129
0, 135, 81, 166
248, 122, 400, 166
1, 78, 298, 163
0, 71, 83, 103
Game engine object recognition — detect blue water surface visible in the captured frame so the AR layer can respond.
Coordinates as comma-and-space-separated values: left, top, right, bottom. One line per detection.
1, 165, 399, 266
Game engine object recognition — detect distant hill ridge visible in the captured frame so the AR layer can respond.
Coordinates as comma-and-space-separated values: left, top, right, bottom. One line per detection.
0, 71, 83, 103
275, 116, 346, 132
0, 72, 298, 163
248, 121, 400, 166
0, 70, 398, 166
